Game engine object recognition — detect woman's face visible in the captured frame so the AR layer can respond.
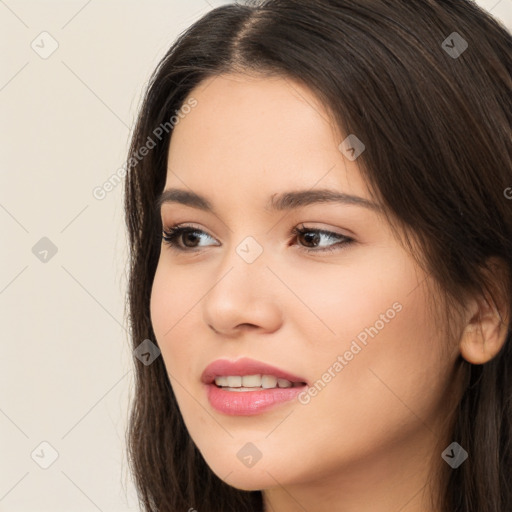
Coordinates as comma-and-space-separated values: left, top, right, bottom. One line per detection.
150, 73, 461, 495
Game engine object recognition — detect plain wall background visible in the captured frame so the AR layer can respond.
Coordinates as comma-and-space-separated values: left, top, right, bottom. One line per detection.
1, 1, 511, 510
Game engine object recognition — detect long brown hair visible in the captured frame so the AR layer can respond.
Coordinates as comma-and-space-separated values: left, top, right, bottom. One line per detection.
123, 1, 512, 510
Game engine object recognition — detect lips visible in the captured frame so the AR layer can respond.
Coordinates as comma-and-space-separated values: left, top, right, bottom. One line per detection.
201, 357, 308, 386
202, 357, 309, 416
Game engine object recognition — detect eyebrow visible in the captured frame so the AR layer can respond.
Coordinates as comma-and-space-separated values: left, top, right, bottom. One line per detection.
154, 187, 382, 216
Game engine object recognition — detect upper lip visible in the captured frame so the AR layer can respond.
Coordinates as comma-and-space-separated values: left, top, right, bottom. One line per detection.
201, 357, 308, 385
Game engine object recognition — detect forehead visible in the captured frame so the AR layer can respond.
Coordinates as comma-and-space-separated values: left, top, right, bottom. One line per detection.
164, 73, 368, 207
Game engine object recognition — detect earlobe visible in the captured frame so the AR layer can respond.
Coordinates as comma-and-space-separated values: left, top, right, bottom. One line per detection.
459, 291, 509, 365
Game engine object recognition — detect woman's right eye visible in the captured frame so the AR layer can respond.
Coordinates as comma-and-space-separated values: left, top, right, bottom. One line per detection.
162, 224, 217, 252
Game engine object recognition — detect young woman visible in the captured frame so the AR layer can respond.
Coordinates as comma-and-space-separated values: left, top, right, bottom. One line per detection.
123, 1, 512, 511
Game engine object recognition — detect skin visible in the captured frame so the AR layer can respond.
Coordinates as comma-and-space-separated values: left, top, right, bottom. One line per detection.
149, 72, 506, 512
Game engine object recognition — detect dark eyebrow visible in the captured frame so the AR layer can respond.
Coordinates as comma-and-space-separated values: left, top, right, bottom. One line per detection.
154, 187, 382, 216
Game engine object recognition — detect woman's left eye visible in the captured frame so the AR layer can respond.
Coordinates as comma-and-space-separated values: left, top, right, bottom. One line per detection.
161, 223, 354, 254
290, 225, 354, 253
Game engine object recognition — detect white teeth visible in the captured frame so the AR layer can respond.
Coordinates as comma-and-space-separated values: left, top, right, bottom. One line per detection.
226, 376, 242, 387
261, 375, 277, 388
242, 375, 262, 387
215, 376, 229, 387
214, 374, 301, 389
277, 378, 292, 388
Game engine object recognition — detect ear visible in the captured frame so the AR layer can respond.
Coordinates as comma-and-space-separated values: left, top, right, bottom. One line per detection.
459, 258, 510, 365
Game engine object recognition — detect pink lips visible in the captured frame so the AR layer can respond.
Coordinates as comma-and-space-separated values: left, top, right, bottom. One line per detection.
201, 357, 308, 416
201, 357, 308, 385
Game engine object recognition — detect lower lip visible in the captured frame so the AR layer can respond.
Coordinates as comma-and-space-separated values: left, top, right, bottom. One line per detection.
205, 383, 306, 415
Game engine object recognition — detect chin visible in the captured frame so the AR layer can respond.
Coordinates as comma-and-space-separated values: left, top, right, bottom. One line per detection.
221, 471, 274, 492
205, 459, 280, 491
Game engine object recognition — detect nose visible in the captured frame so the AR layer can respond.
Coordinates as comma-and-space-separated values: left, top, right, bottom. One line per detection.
202, 246, 283, 338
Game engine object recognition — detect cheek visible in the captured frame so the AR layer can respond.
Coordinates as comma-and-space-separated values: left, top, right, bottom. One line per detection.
313, 279, 450, 440
149, 262, 198, 372
293, 245, 415, 349
297, 247, 451, 432
150, 263, 173, 339
150, 256, 201, 327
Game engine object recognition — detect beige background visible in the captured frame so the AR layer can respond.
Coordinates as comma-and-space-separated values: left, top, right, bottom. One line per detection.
1, 1, 510, 510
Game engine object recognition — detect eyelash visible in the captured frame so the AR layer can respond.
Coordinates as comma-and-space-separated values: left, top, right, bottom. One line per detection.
161, 223, 354, 254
